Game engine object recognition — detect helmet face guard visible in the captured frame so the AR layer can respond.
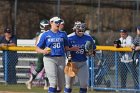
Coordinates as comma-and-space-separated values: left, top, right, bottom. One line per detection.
73, 22, 86, 32
72, 21, 81, 30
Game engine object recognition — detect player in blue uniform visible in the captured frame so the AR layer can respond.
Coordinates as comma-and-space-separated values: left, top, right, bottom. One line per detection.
64, 22, 96, 93
36, 16, 79, 93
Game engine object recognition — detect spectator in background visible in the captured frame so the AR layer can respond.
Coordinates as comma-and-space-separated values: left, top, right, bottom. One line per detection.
26, 19, 50, 90
0, 28, 18, 84
114, 29, 139, 89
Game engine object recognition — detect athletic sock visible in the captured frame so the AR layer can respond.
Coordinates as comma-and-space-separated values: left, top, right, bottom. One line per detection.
44, 77, 49, 86
57, 90, 61, 93
32, 74, 37, 80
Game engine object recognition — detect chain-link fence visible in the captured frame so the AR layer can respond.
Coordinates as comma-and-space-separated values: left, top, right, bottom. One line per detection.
0, 46, 139, 92
0, 51, 37, 84
87, 50, 140, 92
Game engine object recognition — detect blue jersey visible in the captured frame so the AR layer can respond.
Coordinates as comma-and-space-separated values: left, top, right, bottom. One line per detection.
68, 32, 96, 62
37, 30, 69, 57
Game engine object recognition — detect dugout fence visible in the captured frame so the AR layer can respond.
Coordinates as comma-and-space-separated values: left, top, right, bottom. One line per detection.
0, 46, 139, 92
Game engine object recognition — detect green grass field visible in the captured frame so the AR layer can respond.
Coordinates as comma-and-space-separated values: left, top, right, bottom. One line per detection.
0, 83, 114, 93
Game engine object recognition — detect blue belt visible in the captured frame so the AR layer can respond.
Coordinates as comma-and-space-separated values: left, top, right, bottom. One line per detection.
44, 55, 63, 57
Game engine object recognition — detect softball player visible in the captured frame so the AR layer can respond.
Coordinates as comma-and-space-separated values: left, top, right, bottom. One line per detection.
26, 19, 50, 90
36, 16, 79, 93
64, 22, 96, 93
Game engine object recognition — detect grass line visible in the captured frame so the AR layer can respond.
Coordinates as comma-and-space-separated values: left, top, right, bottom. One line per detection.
0, 83, 114, 93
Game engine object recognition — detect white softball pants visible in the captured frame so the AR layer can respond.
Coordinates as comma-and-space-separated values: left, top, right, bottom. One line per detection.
65, 61, 88, 89
43, 56, 65, 91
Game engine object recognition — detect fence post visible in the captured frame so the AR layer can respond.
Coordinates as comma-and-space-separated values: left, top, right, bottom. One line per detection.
86, 55, 95, 90
91, 56, 94, 89
3, 51, 18, 84
86, 55, 94, 89
86, 56, 91, 87
114, 52, 119, 89
4, 51, 8, 82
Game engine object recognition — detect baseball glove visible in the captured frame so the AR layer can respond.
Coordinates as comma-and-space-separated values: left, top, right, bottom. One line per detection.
85, 41, 96, 56
64, 62, 78, 77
